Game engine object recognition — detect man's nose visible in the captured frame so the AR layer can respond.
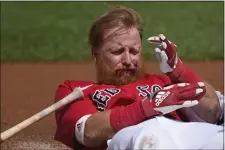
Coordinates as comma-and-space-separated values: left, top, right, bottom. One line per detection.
122, 48, 132, 66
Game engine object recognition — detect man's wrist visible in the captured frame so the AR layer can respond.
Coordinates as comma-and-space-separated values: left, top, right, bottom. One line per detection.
166, 58, 183, 82
141, 98, 160, 117
167, 59, 203, 84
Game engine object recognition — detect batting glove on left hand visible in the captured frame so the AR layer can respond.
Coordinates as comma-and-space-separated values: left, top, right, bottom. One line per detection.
147, 34, 180, 73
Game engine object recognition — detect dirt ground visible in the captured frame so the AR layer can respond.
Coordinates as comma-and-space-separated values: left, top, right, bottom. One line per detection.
0, 61, 224, 150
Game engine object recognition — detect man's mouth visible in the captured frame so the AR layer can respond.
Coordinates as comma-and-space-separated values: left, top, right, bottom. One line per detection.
116, 69, 136, 76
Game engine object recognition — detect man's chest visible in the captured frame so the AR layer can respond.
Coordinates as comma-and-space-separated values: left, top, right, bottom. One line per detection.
88, 79, 167, 111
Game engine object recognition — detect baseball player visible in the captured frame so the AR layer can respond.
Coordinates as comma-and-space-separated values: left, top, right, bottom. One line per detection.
54, 6, 223, 150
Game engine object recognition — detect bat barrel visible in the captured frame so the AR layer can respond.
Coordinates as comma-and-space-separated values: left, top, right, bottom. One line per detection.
0, 87, 84, 143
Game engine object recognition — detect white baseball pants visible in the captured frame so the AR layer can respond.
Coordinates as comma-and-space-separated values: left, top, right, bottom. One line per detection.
107, 116, 223, 149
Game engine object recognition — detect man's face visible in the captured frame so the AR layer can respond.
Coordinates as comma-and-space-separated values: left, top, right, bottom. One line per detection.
94, 27, 144, 86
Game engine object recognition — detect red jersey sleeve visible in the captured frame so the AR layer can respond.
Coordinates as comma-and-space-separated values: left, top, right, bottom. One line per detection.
54, 80, 97, 149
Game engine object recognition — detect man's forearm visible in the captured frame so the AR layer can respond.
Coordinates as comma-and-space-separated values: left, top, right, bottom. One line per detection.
84, 110, 115, 147
82, 100, 147, 147
82, 99, 157, 147
192, 81, 222, 123
83, 100, 148, 147
82, 82, 208, 147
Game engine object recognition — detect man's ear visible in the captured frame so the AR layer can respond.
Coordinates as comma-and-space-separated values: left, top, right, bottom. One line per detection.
92, 49, 97, 64
92, 55, 97, 64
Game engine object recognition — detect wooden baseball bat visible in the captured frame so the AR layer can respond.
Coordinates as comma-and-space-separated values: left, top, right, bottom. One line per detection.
0, 84, 92, 143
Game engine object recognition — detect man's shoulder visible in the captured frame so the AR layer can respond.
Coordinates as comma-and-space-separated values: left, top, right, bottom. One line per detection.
59, 80, 95, 89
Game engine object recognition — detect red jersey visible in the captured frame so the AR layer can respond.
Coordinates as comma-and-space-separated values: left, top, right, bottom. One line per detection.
54, 74, 188, 150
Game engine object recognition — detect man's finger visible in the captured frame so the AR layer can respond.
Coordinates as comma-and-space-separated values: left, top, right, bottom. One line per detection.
159, 34, 177, 49
178, 87, 205, 100
159, 34, 173, 49
182, 100, 199, 108
147, 36, 161, 44
197, 82, 205, 87
177, 83, 190, 87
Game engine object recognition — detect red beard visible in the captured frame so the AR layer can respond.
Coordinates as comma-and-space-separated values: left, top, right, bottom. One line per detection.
96, 59, 145, 86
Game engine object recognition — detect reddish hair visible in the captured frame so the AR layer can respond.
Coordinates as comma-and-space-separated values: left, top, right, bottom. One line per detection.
88, 5, 143, 55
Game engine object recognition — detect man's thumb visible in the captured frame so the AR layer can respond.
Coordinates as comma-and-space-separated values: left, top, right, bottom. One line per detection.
182, 100, 199, 108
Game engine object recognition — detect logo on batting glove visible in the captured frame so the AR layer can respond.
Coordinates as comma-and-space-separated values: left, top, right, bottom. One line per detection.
155, 91, 170, 106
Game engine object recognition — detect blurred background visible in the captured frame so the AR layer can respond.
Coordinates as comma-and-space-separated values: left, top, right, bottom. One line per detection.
1, 1, 224, 150
1, 1, 224, 62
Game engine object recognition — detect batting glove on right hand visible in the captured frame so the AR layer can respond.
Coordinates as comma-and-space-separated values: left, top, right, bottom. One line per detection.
142, 82, 206, 117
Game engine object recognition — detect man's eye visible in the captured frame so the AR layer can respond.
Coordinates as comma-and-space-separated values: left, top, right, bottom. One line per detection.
111, 51, 121, 55
111, 48, 124, 55
130, 49, 139, 55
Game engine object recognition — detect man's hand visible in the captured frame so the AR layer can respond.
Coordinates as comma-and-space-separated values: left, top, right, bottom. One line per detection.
147, 34, 179, 73
142, 82, 206, 116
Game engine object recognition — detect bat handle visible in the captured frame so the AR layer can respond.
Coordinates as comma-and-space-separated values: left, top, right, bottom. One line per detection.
0, 87, 84, 143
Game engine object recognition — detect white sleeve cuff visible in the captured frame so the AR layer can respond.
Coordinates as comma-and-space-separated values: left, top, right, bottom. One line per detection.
75, 114, 92, 145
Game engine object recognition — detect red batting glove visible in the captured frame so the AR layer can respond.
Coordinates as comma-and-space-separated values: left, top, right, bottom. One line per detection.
142, 82, 206, 116
147, 34, 203, 83
110, 82, 206, 132
147, 34, 179, 73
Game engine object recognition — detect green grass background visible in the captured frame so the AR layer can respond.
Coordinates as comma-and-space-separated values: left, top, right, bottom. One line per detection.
1, 1, 224, 62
